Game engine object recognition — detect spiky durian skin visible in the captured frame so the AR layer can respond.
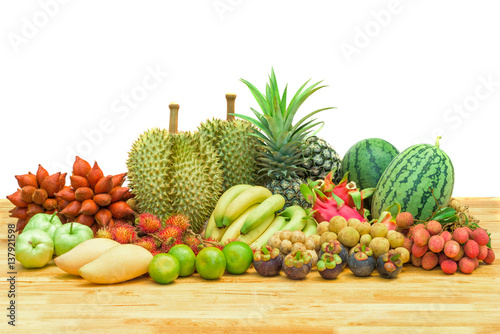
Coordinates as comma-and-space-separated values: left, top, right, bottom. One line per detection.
127, 130, 223, 233
198, 119, 259, 191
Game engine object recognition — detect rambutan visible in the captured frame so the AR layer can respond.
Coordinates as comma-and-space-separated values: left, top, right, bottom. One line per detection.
95, 227, 114, 239
165, 214, 191, 232
111, 223, 138, 244
134, 236, 159, 254
136, 213, 162, 233
183, 234, 201, 248
157, 225, 183, 243
205, 237, 224, 251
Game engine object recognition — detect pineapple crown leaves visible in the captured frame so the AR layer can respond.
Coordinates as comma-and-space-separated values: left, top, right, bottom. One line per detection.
231, 68, 334, 143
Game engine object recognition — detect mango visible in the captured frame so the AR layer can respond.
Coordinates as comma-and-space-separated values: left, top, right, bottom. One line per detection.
79, 244, 153, 284
54, 238, 119, 276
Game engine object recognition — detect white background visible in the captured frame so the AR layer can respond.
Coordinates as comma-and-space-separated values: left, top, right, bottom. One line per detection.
1, 0, 499, 197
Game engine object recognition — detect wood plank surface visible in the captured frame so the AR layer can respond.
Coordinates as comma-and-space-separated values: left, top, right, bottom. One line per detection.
0, 198, 499, 333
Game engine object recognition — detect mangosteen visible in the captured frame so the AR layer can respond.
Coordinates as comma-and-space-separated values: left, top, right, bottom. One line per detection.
317, 253, 343, 280
318, 240, 348, 268
253, 245, 282, 277
376, 250, 403, 279
283, 250, 312, 280
347, 244, 376, 277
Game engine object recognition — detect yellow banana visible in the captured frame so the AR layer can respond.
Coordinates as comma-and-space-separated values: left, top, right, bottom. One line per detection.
220, 204, 259, 243
240, 194, 285, 234
249, 216, 287, 250
222, 186, 272, 227
237, 214, 275, 245
210, 225, 228, 242
213, 184, 253, 228
204, 212, 217, 238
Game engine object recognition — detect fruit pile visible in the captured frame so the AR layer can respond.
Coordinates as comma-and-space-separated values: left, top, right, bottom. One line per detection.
7, 68, 496, 286
406, 219, 494, 274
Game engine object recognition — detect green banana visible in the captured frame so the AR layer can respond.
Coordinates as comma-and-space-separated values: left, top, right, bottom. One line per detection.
302, 218, 317, 237
214, 184, 253, 228
280, 205, 307, 231
240, 194, 285, 234
249, 216, 287, 250
237, 214, 275, 245
204, 212, 217, 238
220, 204, 259, 243
222, 186, 272, 227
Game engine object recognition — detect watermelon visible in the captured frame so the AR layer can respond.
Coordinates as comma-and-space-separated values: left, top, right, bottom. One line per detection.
371, 137, 454, 222
341, 138, 399, 190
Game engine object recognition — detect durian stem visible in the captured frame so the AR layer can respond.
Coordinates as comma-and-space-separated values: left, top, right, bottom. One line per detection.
169, 103, 179, 134
226, 93, 236, 122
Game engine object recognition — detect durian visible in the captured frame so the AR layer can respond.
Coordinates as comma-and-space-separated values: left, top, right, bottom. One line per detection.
198, 94, 259, 191
127, 103, 223, 233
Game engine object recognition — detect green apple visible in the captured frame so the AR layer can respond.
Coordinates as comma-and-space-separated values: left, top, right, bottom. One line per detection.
16, 229, 54, 268
23, 212, 62, 239
53, 222, 94, 256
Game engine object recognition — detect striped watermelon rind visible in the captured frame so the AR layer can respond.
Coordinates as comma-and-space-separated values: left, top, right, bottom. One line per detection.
341, 138, 399, 190
371, 137, 454, 222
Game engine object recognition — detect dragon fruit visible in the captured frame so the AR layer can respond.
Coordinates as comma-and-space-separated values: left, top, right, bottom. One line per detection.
300, 171, 375, 223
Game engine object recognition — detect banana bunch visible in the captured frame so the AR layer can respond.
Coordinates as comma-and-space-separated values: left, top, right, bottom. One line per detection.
205, 185, 285, 244
205, 185, 318, 249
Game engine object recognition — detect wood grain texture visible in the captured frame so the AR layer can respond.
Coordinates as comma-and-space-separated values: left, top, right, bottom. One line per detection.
0, 198, 499, 333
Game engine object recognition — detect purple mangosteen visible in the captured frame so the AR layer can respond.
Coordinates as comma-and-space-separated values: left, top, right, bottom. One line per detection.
253, 245, 282, 277
376, 250, 403, 279
347, 244, 376, 277
317, 253, 343, 280
283, 250, 312, 280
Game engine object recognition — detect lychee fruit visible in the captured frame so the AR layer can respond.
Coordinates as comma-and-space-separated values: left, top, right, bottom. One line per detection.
458, 257, 475, 274
464, 240, 479, 259
422, 252, 439, 270
477, 245, 489, 261
396, 212, 414, 229
438, 253, 449, 265
440, 230, 452, 243
451, 246, 465, 262
441, 259, 457, 274
411, 254, 422, 267
444, 240, 460, 258
483, 248, 495, 264
165, 214, 191, 232
136, 213, 162, 233
452, 227, 469, 244
464, 226, 473, 238
426, 220, 442, 236
411, 243, 428, 257
428, 235, 445, 253
403, 237, 413, 252
413, 229, 430, 247
471, 228, 490, 246
474, 257, 479, 269
111, 223, 138, 244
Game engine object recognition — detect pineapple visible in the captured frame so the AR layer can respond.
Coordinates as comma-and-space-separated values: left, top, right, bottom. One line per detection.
234, 69, 334, 209
301, 136, 342, 183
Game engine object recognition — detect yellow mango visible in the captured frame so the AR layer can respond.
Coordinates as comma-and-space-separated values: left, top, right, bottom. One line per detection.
79, 244, 153, 284
54, 238, 119, 276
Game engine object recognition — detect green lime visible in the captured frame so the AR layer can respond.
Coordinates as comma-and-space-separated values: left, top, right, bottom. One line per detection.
148, 253, 180, 284
168, 244, 196, 277
223, 241, 253, 275
195, 247, 226, 280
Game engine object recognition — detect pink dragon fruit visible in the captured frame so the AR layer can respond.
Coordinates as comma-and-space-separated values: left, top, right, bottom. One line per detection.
301, 171, 375, 223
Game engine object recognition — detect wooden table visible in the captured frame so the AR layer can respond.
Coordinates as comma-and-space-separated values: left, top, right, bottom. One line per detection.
1, 198, 499, 333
